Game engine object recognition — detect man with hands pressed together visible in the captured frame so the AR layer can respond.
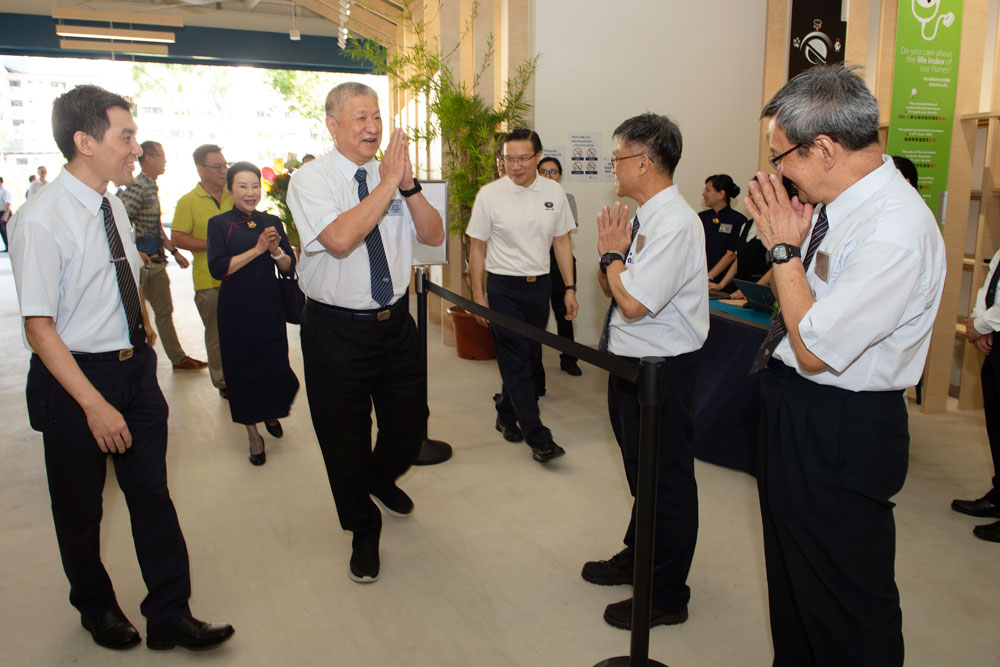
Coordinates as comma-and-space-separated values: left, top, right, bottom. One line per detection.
583, 113, 707, 630
9, 85, 233, 653
466, 128, 577, 464
287, 82, 443, 584
747, 65, 945, 667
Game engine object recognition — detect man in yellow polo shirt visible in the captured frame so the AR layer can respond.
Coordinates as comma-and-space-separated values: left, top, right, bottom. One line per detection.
170, 144, 233, 398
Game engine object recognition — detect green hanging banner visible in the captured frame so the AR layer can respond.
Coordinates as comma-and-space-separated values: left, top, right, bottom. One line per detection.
886, 0, 963, 221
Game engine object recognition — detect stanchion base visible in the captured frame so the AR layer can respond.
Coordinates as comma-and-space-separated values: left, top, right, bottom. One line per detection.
414, 439, 452, 466
594, 658, 668, 667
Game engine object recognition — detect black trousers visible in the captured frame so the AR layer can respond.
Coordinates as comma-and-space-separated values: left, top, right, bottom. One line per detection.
980, 351, 1000, 495
300, 298, 424, 533
26, 347, 191, 626
488, 273, 552, 446
607, 351, 699, 612
758, 361, 908, 667
532, 252, 578, 394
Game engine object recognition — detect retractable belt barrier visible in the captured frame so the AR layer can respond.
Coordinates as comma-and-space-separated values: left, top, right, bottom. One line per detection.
414, 267, 669, 667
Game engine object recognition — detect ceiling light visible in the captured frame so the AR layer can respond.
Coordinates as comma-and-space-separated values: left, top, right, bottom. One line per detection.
55, 25, 176, 44
59, 39, 169, 56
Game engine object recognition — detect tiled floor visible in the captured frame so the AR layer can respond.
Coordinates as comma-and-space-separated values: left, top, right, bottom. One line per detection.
0, 256, 997, 666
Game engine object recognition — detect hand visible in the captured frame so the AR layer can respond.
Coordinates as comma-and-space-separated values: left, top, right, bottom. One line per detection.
145, 327, 157, 348
597, 201, 632, 255
400, 138, 416, 191
255, 227, 279, 254
708, 280, 720, 290
744, 171, 813, 250
563, 290, 578, 321
138, 251, 152, 268
473, 293, 490, 328
731, 289, 745, 300
966, 317, 983, 343
378, 128, 408, 189
84, 399, 132, 454
173, 251, 190, 269
975, 332, 993, 355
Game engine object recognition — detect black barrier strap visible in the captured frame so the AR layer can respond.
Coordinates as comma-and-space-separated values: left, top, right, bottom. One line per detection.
425, 280, 640, 384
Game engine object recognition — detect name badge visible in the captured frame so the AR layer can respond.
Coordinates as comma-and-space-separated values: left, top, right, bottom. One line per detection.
719, 223, 733, 234
386, 198, 404, 216
814, 251, 831, 282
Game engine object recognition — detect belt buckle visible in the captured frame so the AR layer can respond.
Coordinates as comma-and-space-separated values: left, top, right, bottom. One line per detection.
119, 348, 134, 361
526, 276, 536, 283
377, 309, 391, 321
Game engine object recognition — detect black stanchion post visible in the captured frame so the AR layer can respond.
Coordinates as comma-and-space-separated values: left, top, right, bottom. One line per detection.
413, 266, 453, 466
596, 356, 668, 667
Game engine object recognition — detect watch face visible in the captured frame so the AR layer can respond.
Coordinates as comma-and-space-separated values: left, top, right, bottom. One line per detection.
772, 246, 788, 261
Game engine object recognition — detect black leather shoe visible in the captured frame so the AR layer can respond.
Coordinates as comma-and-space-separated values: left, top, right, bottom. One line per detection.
531, 440, 565, 463
495, 418, 524, 443
81, 607, 141, 650
264, 420, 283, 438
350, 512, 382, 583
582, 548, 633, 586
603, 598, 688, 630
561, 360, 583, 376
952, 494, 1000, 518
973, 520, 1000, 542
248, 432, 266, 466
371, 483, 414, 518
146, 615, 234, 651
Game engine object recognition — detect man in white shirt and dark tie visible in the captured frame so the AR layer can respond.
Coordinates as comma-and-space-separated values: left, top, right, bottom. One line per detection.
581, 112, 708, 630
287, 82, 444, 584
746, 65, 946, 666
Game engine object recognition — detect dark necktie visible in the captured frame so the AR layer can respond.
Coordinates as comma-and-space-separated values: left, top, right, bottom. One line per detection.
355, 168, 394, 307
985, 263, 1000, 309
101, 197, 145, 349
749, 205, 830, 373
598, 215, 641, 352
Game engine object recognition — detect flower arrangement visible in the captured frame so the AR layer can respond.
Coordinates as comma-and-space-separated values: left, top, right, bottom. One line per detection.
262, 155, 302, 247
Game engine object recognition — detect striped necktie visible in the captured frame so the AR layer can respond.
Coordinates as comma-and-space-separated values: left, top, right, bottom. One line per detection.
355, 168, 394, 307
598, 215, 640, 353
101, 197, 145, 348
749, 205, 829, 374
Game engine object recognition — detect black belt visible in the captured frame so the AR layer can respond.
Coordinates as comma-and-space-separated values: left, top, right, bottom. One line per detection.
69, 346, 144, 363
488, 273, 546, 283
307, 296, 408, 322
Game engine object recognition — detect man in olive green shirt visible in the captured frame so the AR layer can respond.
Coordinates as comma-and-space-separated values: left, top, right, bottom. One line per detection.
170, 144, 233, 397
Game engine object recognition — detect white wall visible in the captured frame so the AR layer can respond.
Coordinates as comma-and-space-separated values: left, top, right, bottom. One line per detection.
534, 0, 768, 343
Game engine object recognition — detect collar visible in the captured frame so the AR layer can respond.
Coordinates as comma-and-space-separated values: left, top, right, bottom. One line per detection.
636, 184, 681, 225
330, 147, 377, 184
56, 169, 105, 216
136, 172, 157, 189
822, 155, 897, 227
503, 174, 544, 193
194, 182, 224, 201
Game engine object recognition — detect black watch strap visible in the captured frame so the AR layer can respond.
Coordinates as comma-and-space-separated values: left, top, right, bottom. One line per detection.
399, 178, 422, 198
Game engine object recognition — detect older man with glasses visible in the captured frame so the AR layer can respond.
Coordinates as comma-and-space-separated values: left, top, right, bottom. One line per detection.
170, 144, 234, 398
467, 129, 578, 464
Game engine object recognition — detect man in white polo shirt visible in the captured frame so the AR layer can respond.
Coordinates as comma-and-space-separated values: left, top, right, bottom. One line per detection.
582, 112, 708, 630
467, 128, 578, 464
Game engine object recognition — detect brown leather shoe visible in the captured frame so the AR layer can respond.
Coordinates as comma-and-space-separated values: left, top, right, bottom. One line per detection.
172, 357, 208, 372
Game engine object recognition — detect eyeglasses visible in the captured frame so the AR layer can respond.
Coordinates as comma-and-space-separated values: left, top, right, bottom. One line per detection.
538, 168, 561, 176
199, 163, 228, 171
610, 153, 652, 168
767, 143, 806, 170
501, 153, 538, 166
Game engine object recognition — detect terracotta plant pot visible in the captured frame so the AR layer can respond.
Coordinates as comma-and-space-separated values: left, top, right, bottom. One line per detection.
447, 306, 495, 360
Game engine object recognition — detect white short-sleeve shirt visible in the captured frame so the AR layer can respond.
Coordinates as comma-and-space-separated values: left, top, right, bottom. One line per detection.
9, 169, 138, 353
970, 249, 1000, 335
773, 155, 946, 391
608, 185, 709, 358
286, 148, 419, 310
466, 175, 575, 276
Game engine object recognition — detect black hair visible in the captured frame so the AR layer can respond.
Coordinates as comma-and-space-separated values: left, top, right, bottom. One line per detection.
138, 140, 162, 165
193, 144, 223, 166
891, 156, 920, 190
226, 161, 261, 190
502, 128, 542, 154
613, 112, 682, 176
705, 174, 741, 202
538, 156, 563, 174
51, 85, 132, 161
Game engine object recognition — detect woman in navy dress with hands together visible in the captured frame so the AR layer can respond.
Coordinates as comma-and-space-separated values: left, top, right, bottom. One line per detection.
207, 162, 299, 466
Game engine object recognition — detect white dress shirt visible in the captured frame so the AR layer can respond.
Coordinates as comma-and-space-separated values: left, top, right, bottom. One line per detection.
970, 249, 1000, 335
773, 155, 946, 390
10, 169, 138, 353
466, 175, 575, 276
286, 148, 424, 310
0, 185, 12, 216
608, 185, 709, 358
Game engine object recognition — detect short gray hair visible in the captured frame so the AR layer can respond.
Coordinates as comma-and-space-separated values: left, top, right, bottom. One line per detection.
613, 112, 683, 176
325, 82, 379, 117
761, 64, 879, 152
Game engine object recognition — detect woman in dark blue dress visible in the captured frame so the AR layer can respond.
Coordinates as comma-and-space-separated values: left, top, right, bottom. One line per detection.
207, 162, 299, 466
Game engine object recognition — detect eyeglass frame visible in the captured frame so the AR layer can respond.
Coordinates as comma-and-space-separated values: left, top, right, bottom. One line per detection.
198, 162, 229, 171
537, 167, 561, 176
610, 153, 654, 168
767, 142, 807, 170
500, 152, 539, 167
